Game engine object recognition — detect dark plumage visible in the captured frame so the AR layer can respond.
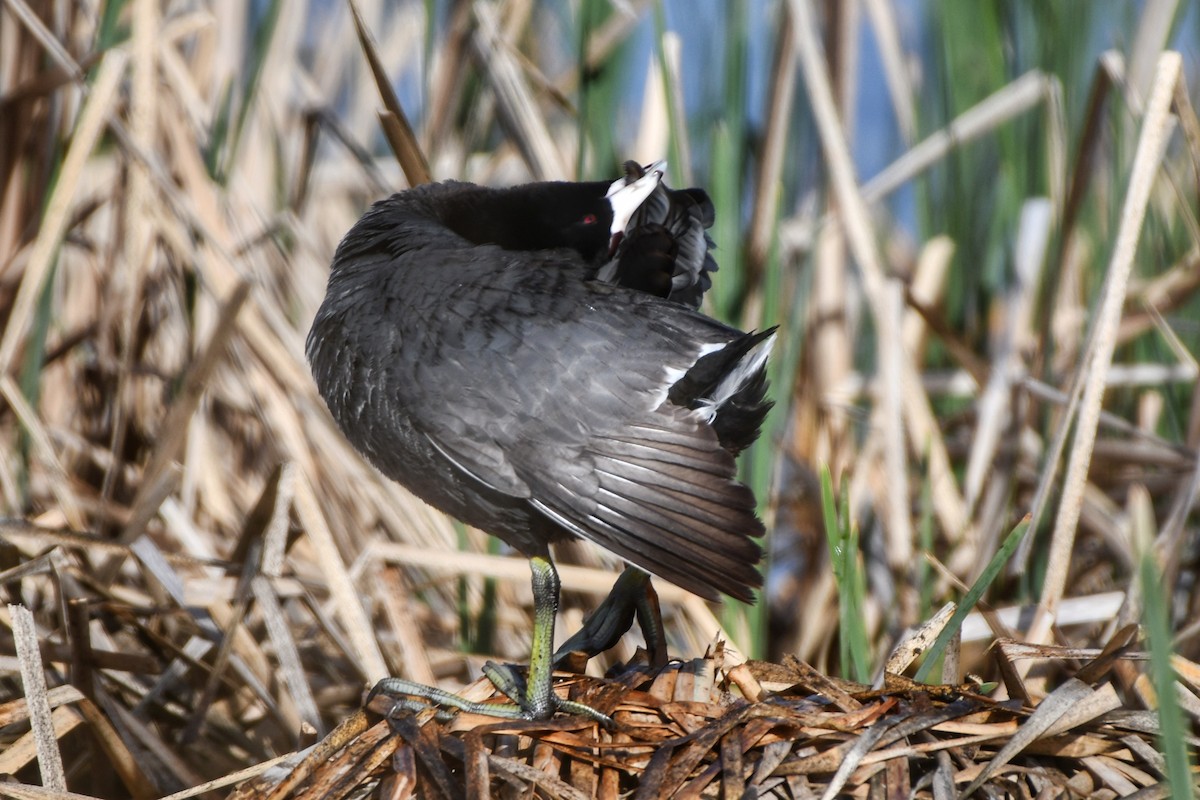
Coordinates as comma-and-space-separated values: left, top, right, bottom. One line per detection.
307, 167, 773, 719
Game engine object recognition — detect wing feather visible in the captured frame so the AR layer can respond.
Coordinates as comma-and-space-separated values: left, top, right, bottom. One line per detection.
522, 406, 763, 602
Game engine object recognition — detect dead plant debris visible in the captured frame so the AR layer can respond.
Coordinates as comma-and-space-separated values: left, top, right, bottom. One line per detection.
224, 648, 1191, 799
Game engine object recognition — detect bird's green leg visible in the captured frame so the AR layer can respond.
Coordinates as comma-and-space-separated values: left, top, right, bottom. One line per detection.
522, 553, 559, 718
553, 566, 668, 669
483, 555, 614, 723
371, 555, 613, 726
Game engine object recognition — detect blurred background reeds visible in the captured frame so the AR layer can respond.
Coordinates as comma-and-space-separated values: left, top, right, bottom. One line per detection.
1, 0, 1199, 795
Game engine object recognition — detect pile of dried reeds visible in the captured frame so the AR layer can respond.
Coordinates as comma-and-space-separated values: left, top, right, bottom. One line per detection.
230, 632, 1193, 799
1, 0, 1198, 797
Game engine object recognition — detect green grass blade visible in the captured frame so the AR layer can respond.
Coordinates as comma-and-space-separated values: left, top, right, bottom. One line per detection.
914, 516, 1031, 683
210, 0, 283, 184
819, 465, 871, 682
1133, 488, 1196, 799
96, 0, 130, 50
650, 2, 684, 186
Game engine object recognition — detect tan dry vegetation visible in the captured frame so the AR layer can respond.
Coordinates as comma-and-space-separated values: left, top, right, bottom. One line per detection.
0, 0, 1198, 797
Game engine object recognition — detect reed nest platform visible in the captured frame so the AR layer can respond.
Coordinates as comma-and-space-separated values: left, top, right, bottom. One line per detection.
231, 643, 1188, 799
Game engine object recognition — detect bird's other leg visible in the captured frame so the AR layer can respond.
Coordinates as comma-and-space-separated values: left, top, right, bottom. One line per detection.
553, 566, 668, 670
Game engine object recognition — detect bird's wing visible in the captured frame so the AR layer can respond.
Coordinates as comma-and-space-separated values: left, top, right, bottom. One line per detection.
522, 404, 763, 603
397, 253, 763, 600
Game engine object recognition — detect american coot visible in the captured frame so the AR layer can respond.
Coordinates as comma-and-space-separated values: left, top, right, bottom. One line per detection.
307, 162, 775, 723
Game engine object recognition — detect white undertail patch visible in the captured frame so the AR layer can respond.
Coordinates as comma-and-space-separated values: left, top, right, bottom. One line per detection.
646, 341, 725, 411
694, 333, 776, 422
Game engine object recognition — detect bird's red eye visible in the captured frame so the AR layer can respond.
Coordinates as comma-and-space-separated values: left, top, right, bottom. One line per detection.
582, 214, 598, 225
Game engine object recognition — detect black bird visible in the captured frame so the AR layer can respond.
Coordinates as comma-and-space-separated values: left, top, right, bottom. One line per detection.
307, 163, 774, 722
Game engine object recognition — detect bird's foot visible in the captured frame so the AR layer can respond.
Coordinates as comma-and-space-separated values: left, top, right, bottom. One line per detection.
480, 661, 614, 726
366, 677, 527, 721
366, 670, 614, 728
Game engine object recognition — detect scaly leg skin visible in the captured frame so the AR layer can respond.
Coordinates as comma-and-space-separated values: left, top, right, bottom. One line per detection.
369, 555, 614, 727
367, 676, 526, 720
552, 566, 669, 670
